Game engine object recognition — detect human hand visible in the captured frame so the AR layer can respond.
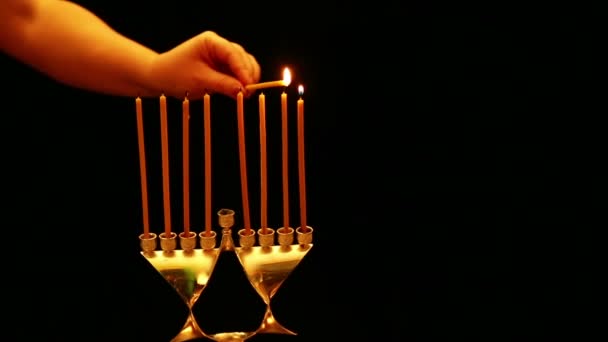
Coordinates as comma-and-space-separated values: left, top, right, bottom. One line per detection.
147, 30, 261, 100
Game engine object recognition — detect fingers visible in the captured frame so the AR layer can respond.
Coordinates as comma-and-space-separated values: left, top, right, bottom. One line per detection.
200, 69, 243, 99
248, 52, 261, 84
203, 31, 260, 89
230, 42, 251, 82
231, 42, 261, 86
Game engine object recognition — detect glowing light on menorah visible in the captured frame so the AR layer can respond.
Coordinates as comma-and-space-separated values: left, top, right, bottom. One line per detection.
135, 68, 313, 342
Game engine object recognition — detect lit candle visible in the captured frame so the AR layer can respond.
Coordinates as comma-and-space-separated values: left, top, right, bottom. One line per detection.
245, 67, 292, 92
297, 86, 307, 233
136, 97, 150, 238
182, 95, 190, 236
204, 92, 212, 237
160, 94, 172, 237
237, 90, 252, 235
259, 92, 268, 234
281, 90, 289, 231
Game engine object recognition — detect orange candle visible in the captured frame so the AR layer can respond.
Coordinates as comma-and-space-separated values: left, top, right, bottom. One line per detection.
135, 97, 150, 238
182, 96, 191, 236
204, 93, 212, 236
237, 91, 252, 234
245, 79, 289, 92
297, 86, 307, 232
259, 92, 267, 234
160, 94, 172, 237
245, 68, 292, 92
281, 91, 289, 231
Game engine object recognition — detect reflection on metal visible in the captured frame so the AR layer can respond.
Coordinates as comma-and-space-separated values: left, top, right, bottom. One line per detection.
236, 243, 312, 335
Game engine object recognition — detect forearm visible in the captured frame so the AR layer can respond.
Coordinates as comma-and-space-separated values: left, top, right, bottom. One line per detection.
0, 0, 160, 97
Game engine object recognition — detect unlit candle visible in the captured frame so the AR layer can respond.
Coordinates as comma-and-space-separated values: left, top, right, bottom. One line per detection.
136, 97, 150, 238
297, 86, 307, 233
204, 93, 212, 236
259, 92, 268, 234
160, 94, 172, 237
182, 96, 190, 236
237, 91, 252, 235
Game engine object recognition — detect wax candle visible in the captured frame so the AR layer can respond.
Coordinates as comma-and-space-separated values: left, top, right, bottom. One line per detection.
281, 91, 289, 231
297, 86, 307, 233
160, 94, 172, 237
182, 96, 190, 236
245, 67, 292, 92
237, 91, 252, 235
259, 92, 267, 234
204, 93, 212, 237
136, 97, 150, 238
245, 80, 287, 92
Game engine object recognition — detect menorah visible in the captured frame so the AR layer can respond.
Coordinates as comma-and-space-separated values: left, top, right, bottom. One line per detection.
139, 210, 313, 342
134, 68, 313, 341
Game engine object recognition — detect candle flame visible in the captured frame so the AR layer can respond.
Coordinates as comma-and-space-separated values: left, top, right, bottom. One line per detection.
298, 85, 304, 96
283, 68, 292, 87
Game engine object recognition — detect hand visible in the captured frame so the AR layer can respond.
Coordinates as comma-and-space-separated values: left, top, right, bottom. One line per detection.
148, 30, 261, 100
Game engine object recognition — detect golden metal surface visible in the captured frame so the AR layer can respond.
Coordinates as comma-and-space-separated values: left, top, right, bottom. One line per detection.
296, 226, 313, 245
277, 227, 294, 246
200, 230, 218, 250
237, 229, 255, 248
236, 244, 311, 302
208, 332, 256, 342
139, 232, 157, 254
160, 232, 178, 251
179, 232, 197, 251
142, 248, 220, 342
140, 213, 313, 341
257, 228, 275, 247
236, 243, 312, 335
142, 249, 219, 305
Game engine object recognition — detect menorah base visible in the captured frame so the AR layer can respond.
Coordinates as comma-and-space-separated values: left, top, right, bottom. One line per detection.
208, 331, 257, 342
171, 312, 257, 342
140, 211, 314, 342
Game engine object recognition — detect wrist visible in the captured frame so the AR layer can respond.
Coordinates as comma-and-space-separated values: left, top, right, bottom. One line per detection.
136, 52, 163, 97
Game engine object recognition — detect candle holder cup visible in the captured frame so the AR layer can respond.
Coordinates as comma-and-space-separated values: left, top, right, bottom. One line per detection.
257, 227, 275, 248
277, 227, 294, 247
296, 226, 313, 245
179, 231, 197, 252
238, 228, 255, 248
199, 230, 217, 250
140, 209, 313, 342
139, 232, 157, 257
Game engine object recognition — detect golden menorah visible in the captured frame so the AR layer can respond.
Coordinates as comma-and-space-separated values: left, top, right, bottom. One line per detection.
134, 68, 313, 341
139, 210, 313, 342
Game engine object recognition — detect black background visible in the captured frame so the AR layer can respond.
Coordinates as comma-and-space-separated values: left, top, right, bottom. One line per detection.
1, 1, 598, 341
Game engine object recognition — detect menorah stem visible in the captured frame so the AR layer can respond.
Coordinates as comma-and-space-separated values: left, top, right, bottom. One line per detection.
257, 304, 297, 335
170, 309, 209, 342
220, 228, 235, 251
